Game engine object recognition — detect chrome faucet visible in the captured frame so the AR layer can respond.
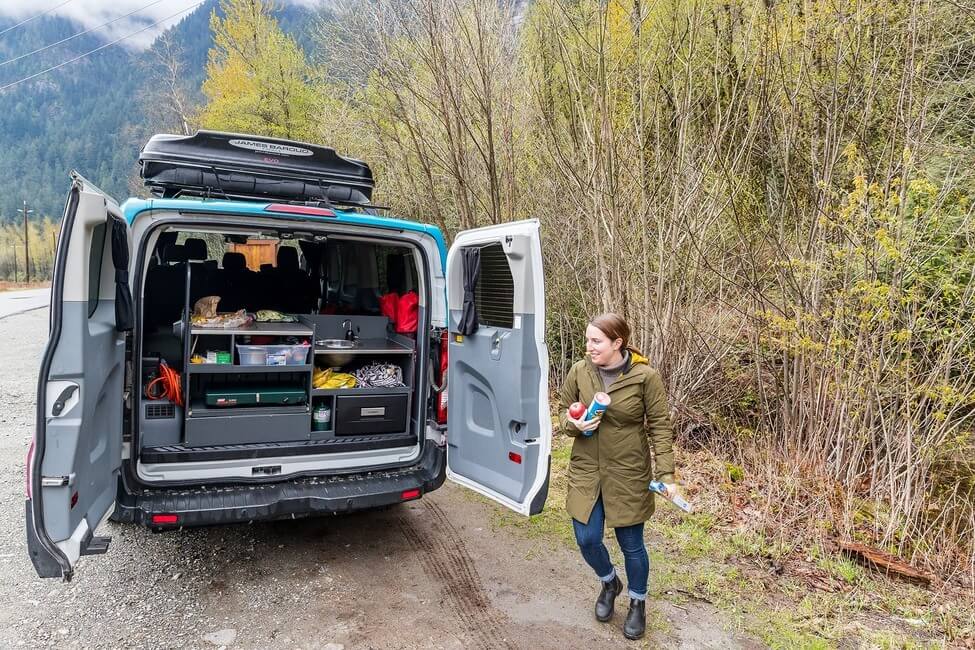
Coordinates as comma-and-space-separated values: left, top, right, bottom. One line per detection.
342, 319, 358, 342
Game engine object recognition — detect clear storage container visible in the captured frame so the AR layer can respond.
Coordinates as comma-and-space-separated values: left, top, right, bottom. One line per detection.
236, 344, 310, 366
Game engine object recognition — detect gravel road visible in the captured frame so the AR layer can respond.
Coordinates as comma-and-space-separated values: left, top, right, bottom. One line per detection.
0, 308, 760, 649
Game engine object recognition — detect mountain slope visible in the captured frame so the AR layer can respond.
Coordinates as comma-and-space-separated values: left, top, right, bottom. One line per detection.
0, 0, 317, 222
0, 14, 142, 220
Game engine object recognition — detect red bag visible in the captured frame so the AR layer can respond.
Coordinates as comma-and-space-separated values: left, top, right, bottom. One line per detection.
379, 292, 399, 322
395, 291, 419, 333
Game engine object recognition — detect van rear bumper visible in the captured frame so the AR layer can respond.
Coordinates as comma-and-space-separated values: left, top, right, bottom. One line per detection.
113, 442, 446, 529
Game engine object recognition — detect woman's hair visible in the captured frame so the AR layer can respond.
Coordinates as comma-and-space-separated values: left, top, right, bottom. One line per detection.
589, 312, 642, 355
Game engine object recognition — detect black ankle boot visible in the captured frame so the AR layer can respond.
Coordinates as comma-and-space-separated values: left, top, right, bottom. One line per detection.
594, 575, 623, 622
623, 598, 646, 639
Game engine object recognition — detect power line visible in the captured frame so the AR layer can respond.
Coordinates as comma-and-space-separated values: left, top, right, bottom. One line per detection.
0, 1, 204, 92
0, 0, 77, 38
0, 0, 168, 68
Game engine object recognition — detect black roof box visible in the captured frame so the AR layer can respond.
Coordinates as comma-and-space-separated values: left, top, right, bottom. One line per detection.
139, 131, 374, 205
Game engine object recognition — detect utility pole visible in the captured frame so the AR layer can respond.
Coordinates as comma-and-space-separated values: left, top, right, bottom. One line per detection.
17, 200, 32, 284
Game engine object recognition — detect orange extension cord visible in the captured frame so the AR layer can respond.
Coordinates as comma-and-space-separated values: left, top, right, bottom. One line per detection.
144, 360, 183, 407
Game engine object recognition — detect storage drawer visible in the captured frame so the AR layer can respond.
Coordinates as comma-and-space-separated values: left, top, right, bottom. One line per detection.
334, 393, 409, 436
184, 411, 311, 447
205, 386, 307, 407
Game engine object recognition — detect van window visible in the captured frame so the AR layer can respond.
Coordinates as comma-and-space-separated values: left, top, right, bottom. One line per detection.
176, 232, 224, 264
88, 222, 107, 317
474, 243, 514, 328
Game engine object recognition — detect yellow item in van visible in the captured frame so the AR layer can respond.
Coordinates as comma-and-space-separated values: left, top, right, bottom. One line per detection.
313, 367, 357, 390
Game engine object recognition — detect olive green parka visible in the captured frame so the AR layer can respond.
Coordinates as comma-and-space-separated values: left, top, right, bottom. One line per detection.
558, 351, 675, 527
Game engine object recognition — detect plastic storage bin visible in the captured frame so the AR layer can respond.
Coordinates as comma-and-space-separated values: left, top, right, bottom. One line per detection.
237, 345, 267, 366
236, 344, 310, 366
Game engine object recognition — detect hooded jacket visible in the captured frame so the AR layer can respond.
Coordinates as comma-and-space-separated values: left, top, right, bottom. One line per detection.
558, 351, 675, 527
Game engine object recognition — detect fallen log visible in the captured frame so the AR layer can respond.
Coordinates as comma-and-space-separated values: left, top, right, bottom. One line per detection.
837, 540, 936, 586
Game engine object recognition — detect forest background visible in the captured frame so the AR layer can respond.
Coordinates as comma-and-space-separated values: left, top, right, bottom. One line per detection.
4, 0, 974, 643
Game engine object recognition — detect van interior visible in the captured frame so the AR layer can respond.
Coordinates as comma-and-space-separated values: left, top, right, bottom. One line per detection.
135, 225, 431, 480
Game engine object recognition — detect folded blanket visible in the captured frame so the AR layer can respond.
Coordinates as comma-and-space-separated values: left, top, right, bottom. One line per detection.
354, 362, 405, 388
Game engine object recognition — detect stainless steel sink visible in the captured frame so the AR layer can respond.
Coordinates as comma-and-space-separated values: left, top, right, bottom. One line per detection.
316, 339, 357, 366
317, 339, 356, 349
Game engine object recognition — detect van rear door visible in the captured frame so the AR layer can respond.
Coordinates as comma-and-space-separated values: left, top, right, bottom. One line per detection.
444, 219, 550, 516
26, 172, 132, 580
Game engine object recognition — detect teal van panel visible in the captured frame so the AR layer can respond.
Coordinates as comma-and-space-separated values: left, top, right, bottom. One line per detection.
120, 198, 448, 272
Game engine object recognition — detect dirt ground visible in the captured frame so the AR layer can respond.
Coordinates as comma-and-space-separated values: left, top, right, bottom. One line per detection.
0, 307, 762, 649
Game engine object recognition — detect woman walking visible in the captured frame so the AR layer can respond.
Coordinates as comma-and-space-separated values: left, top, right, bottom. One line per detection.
559, 313, 676, 640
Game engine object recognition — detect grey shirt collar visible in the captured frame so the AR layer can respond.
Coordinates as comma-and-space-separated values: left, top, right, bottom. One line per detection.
597, 350, 629, 390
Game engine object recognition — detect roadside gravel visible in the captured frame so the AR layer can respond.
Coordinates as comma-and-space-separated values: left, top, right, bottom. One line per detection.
0, 308, 759, 649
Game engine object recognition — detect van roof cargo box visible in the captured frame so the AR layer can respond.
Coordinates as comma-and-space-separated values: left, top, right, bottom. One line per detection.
139, 131, 374, 206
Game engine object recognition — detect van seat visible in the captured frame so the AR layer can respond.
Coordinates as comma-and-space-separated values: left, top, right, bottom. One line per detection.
145, 244, 187, 327
162, 243, 186, 264
218, 252, 252, 311
183, 238, 207, 261
269, 247, 313, 314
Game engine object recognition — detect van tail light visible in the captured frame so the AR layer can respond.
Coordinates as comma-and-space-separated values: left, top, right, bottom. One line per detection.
401, 488, 421, 501
436, 331, 448, 425
25, 440, 35, 499
151, 514, 179, 525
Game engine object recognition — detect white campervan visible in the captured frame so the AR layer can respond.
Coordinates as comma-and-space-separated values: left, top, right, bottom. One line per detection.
26, 131, 551, 580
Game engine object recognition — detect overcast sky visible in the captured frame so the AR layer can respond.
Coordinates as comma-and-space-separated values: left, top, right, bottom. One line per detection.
0, 0, 320, 49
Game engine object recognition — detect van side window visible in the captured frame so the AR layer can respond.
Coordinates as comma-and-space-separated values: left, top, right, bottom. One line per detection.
474, 243, 514, 328
88, 221, 107, 317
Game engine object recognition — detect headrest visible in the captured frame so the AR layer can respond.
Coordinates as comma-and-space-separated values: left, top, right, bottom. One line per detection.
222, 252, 246, 272
277, 246, 299, 271
156, 231, 178, 251
183, 238, 208, 261
162, 243, 186, 263
260, 263, 274, 273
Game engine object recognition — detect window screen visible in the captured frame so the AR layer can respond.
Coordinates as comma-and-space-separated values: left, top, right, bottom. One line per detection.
474, 243, 514, 328
88, 222, 107, 317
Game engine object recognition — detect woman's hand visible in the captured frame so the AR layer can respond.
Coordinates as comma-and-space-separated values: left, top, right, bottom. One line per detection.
566, 410, 602, 434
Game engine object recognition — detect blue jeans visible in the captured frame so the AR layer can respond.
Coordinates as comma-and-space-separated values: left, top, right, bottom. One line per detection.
572, 495, 649, 600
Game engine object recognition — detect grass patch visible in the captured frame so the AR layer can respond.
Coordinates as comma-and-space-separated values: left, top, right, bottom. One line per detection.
481, 434, 975, 647
863, 631, 944, 650
489, 438, 576, 546
758, 603, 834, 650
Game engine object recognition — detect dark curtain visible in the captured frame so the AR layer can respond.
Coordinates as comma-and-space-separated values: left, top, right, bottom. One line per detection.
298, 239, 324, 312
459, 247, 480, 335
110, 215, 134, 332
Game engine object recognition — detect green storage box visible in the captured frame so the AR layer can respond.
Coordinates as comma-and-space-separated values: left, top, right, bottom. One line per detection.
205, 386, 307, 408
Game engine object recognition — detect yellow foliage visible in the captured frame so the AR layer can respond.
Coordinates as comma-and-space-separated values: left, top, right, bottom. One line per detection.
891, 329, 912, 344
199, 0, 320, 141
0, 218, 59, 281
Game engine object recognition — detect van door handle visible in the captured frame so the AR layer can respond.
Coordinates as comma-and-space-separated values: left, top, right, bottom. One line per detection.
490, 333, 502, 360
52, 385, 79, 417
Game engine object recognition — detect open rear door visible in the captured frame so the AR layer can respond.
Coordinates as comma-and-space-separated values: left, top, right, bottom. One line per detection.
25, 172, 132, 580
445, 219, 550, 515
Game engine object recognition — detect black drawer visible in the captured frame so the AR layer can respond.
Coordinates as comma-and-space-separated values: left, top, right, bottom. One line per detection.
335, 393, 409, 435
